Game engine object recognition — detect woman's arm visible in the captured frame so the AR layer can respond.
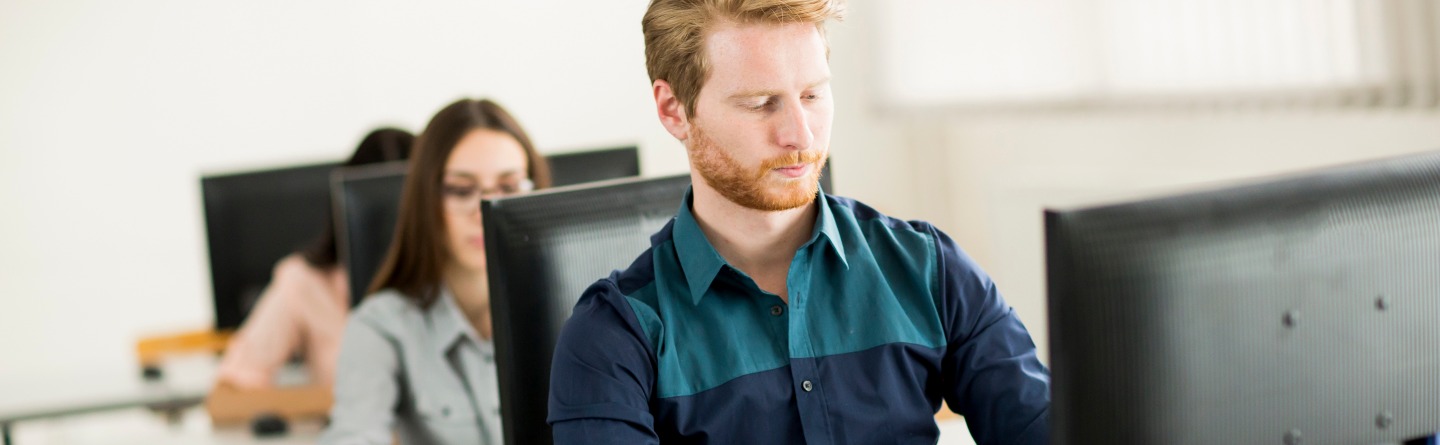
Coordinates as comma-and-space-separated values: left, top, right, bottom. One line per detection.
215, 255, 315, 389
318, 315, 402, 445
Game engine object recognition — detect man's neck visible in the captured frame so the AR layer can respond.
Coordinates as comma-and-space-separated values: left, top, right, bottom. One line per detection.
444, 267, 493, 340
689, 175, 816, 303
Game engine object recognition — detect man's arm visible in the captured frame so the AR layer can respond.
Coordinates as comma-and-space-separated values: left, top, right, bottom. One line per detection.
930, 226, 1051, 445
548, 281, 661, 445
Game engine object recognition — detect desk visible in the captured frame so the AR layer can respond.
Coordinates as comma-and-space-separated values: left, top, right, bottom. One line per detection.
0, 354, 317, 445
0, 354, 218, 445
8, 405, 323, 445
937, 417, 976, 445
1, 353, 979, 445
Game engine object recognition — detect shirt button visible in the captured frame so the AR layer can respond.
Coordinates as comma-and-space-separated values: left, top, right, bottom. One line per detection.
802, 380, 813, 392
770, 305, 784, 316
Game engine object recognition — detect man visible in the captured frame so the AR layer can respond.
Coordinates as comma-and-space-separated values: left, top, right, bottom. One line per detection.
547, 0, 1050, 443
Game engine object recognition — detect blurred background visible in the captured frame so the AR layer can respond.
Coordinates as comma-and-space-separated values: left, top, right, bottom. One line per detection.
4, 0, 1440, 442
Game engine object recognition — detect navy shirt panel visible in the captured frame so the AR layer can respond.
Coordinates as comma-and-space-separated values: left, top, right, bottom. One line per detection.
549, 191, 1050, 445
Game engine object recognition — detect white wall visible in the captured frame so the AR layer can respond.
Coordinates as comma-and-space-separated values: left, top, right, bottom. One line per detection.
925, 111, 1440, 362
0, 0, 920, 384
8, 0, 1438, 403
0, 0, 691, 383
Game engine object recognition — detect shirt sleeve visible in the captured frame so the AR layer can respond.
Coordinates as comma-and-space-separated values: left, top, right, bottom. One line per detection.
931, 225, 1051, 445
318, 315, 401, 445
547, 281, 660, 445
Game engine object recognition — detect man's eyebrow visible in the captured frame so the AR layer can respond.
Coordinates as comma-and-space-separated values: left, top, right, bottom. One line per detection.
728, 89, 782, 101
727, 77, 832, 101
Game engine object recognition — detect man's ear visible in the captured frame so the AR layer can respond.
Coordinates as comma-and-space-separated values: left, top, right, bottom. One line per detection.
653, 79, 691, 141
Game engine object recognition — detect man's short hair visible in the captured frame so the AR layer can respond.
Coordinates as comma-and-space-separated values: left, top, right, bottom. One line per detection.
642, 0, 845, 118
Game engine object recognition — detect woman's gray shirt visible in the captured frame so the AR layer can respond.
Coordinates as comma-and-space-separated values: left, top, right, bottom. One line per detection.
320, 288, 503, 445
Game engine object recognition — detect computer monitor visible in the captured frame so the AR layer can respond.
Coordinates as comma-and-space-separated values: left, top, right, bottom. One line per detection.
332, 161, 409, 307
546, 146, 641, 187
1045, 152, 1440, 444
819, 157, 834, 193
481, 174, 692, 445
201, 162, 338, 330
335, 147, 648, 306
544, 145, 835, 191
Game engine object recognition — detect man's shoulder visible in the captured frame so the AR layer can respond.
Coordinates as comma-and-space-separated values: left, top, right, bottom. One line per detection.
577, 244, 665, 320
559, 245, 666, 358
826, 194, 940, 235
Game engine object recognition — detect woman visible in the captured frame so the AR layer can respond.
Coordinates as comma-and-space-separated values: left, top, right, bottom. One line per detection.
215, 127, 414, 390
320, 98, 551, 444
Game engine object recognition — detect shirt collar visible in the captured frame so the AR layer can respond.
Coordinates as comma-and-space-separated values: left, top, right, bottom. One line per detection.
673, 189, 728, 306
429, 287, 479, 356
672, 187, 848, 306
811, 189, 849, 269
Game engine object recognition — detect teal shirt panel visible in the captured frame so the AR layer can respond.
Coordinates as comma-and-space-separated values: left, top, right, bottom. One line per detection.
623, 192, 946, 399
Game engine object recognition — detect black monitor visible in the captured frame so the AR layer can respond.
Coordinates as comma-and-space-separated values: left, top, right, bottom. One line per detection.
201, 162, 338, 330
543, 145, 838, 191
334, 147, 647, 306
481, 174, 692, 445
1045, 152, 1440, 444
332, 161, 409, 307
819, 157, 834, 193
546, 146, 641, 187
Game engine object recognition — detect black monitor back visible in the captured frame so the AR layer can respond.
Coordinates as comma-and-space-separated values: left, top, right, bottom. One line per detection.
547, 146, 641, 187
545, 145, 833, 190
1045, 152, 1440, 444
333, 161, 409, 307
201, 162, 337, 330
334, 147, 648, 306
482, 175, 691, 445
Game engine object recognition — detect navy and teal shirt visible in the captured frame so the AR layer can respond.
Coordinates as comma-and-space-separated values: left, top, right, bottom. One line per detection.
548, 190, 1050, 444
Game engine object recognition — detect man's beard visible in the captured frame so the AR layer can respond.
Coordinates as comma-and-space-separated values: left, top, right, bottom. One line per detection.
688, 124, 825, 212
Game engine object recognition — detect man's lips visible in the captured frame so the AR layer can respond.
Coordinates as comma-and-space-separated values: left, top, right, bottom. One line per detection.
773, 163, 811, 178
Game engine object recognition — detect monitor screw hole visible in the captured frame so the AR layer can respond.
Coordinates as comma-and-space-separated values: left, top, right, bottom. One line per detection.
1282, 310, 1300, 328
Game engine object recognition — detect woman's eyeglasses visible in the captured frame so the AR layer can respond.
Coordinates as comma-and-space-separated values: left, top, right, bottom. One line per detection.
442, 178, 534, 214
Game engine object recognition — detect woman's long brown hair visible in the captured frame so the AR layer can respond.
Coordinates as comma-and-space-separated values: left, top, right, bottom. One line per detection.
367, 98, 551, 307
